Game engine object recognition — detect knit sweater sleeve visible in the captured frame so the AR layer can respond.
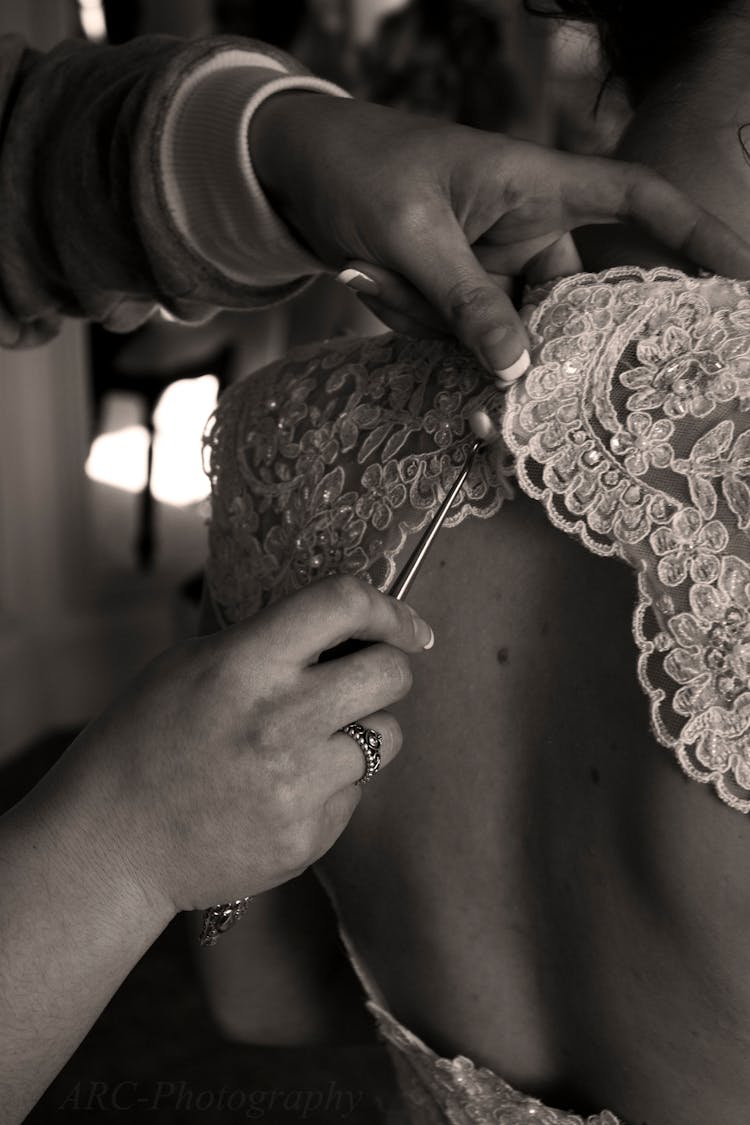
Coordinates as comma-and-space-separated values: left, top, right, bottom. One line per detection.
0, 34, 347, 348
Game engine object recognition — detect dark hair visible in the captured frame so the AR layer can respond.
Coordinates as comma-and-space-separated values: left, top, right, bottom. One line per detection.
362, 0, 514, 131
525, 1, 732, 106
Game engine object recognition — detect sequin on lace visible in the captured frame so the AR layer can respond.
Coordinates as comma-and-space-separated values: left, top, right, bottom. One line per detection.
203, 266, 750, 1125
204, 333, 513, 622
206, 269, 750, 814
367, 1002, 622, 1125
507, 266, 750, 813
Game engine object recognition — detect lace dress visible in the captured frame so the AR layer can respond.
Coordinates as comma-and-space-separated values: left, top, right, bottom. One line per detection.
204, 266, 750, 1124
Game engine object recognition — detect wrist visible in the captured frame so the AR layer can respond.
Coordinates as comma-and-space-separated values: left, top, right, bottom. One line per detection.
251, 89, 327, 175
18, 731, 176, 940
250, 91, 338, 239
161, 60, 347, 288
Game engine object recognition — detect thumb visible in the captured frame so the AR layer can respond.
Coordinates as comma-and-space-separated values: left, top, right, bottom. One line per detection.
393, 214, 530, 382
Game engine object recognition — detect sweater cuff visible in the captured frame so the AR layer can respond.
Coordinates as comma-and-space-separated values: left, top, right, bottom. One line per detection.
160, 51, 350, 288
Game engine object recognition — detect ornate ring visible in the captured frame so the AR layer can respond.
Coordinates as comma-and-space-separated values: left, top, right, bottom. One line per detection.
341, 721, 383, 785
199, 896, 253, 947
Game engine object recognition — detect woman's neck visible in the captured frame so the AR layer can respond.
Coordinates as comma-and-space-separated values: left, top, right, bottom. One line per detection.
577, 12, 750, 274
619, 102, 750, 250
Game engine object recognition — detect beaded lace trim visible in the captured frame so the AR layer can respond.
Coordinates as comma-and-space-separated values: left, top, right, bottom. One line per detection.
204, 332, 513, 623
323, 892, 625, 1125
205, 267, 750, 815
203, 265, 750, 1124
367, 1000, 622, 1125
505, 266, 750, 813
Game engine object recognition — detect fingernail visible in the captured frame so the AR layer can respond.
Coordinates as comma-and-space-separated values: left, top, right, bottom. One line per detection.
336, 268, 379, 296
495, 350, 530, 384
407, 604, 434, 650
478, 325, 517, 373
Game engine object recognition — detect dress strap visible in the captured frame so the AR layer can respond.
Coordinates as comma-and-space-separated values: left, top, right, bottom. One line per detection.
507, 267, 750, 812
312, 867, 391, 1009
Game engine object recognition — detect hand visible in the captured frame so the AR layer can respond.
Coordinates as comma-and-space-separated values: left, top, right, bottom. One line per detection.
251, 93, 750, 382
65, 577, 433, 914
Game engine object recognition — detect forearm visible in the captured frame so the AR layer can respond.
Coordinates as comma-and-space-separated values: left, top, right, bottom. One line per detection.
0, 33, 337, 347
0, 739, 173, 1124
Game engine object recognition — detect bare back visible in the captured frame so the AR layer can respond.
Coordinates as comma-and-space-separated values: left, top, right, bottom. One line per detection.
204, 270, 750, 1123
318, 491, 750, 1122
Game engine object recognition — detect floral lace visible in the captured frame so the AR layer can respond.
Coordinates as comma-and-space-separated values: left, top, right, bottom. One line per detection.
205, 266, 750, 815
204, 265, 750, 1125
368, 1001, 622, 1125
328, 901, 624, 1125
505, 266, 750, 813
204, 332, 513, 622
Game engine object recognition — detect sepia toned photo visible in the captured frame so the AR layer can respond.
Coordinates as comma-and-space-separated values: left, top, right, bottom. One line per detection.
1, 3, 748, 1123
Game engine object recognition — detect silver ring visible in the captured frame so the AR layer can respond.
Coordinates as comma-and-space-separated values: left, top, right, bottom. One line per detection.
341, 721, 382, 785
199, 896, 253, 947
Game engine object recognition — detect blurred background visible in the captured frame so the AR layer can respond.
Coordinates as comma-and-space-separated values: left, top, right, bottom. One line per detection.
0, 0, 629, 764
0, 2, 628, 1121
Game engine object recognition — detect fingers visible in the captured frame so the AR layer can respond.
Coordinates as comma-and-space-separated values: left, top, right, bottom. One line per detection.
309, 640, 416, 732
357, 294, 448, 340
523, 233, 583, 285
317, 786, 362, 855
619, 165, 750, 279
235, 576, 433, 668
337, 259, 519, 352
329, 710, 403, 788
388, 210, 530, 379
279, 710, 404, 864
337, 261, 446, 334
564, 155, 750, 278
